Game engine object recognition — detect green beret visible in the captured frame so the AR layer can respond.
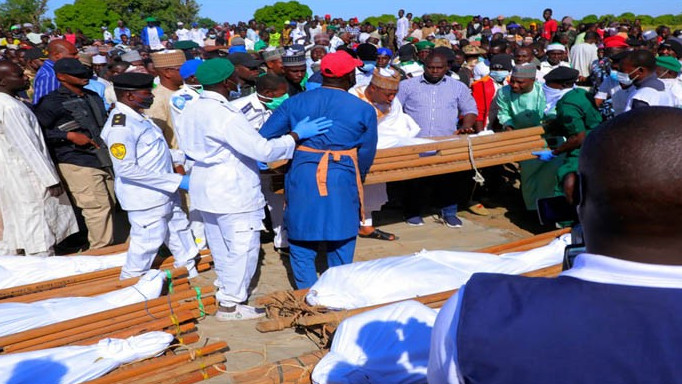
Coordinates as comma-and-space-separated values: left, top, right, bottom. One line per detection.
174, 40, 199, 50
414, 40, 435, 52
195, 58, 235, 85
656, 55, 681, 73
253, 40, 268, 52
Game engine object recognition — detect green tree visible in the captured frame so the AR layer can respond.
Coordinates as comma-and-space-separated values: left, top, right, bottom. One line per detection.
106, 0, 200, 37
55, 0, 121, 38
196, 17, 217, 29
580, 14, 599, 24
0, 0, 48, 27
253, 1, 312, 29
653, 14, 675, 26
362, 14, 396, 26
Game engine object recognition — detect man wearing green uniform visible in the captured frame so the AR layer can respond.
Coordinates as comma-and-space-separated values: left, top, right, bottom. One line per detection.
495, 64, 562, 210
532, 67, 602, 203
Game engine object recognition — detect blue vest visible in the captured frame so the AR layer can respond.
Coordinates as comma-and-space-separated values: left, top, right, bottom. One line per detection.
457, 273, 682, 384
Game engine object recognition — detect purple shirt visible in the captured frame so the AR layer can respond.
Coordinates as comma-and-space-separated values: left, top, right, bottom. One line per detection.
397, 75, 478, 137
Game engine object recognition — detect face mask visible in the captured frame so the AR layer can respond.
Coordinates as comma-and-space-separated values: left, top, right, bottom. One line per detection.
478, 56, 486, 63
362, 61, 376, 73
617, 71, 633, 86
259, 92, 290, 110
132, 94, 154, 109
186, 83, 203, 94
490, 70, 509, 83
228, 80, 242, 100
609, 70, 619, 82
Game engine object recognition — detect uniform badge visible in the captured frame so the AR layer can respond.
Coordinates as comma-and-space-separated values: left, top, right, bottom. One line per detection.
172, 96, 186, 110
241, 104, 253, 114
110, 143, 127, 160
112, 113, 126, 127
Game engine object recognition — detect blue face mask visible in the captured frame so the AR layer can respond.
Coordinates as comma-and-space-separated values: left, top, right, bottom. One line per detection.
228, 82, 242, 100
490, 70, 509, 83
362, 61, 376, 73
609, 70, 619, 82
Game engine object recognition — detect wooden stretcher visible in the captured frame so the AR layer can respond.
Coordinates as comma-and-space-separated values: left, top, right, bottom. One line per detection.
269, 127, 546, 192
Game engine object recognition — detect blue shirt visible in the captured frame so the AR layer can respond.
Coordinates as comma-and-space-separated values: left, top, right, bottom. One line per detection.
113, 27, 131, 44
259, 88, 378, 241
397, 75, 478, 137
32, 60, 60, 105
85, 79, 109, 110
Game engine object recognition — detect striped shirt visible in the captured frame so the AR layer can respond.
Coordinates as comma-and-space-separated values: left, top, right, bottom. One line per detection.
32, 60, 60, 105
397, 75, 478, 137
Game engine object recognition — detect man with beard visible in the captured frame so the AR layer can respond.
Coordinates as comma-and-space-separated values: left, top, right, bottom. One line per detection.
538, 43, 571, 82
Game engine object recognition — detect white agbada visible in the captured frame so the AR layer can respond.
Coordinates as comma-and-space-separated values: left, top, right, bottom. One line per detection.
349, 80, 422, 218
569, 42, 598, 78
0, 93, 77, 255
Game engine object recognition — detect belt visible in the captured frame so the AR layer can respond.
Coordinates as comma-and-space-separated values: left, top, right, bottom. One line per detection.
296, 145, 365, 222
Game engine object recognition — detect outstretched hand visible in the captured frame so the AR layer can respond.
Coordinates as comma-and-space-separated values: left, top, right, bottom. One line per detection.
292, 116, 333, 140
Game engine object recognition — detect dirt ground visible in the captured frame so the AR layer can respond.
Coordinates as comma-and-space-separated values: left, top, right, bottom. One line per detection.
188, 176, 556, 381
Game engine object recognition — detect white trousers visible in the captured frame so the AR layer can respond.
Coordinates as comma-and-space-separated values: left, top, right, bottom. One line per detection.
261, 175, 288, 248
201, 209, 265, 306
121, 198, 198, 279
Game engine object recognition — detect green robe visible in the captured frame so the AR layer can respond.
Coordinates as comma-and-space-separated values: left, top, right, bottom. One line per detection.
495, 82, 561, 210
554, 88, 603, 191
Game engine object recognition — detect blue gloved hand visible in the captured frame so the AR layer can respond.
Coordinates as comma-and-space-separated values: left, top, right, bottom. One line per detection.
179, 175, 190, 191
532, 150, 556, 162
292, 116, 333, 140
257, 161, 269, 171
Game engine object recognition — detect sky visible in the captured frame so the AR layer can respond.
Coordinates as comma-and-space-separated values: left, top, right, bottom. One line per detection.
45, 0, 679, 22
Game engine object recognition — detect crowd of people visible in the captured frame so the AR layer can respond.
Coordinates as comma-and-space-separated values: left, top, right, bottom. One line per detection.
1, 7, 682, 324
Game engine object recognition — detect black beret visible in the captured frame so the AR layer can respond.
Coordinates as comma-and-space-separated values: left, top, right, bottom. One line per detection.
356, 43, 377, 61
112, 72, 155, 90
489, 54, 514, 71
227, 52, 263, 68
54, 58, 91, 78
173, 40, 200, 50
544, 66, 579, 83
23, 48, 45, 61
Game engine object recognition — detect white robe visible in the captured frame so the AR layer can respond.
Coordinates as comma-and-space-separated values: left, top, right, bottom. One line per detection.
0, 94, 77, 255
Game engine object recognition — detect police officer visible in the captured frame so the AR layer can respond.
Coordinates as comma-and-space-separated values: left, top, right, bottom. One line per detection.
177, 58, 332, 320
532, 67, 602, 202
101, 72, 199, 279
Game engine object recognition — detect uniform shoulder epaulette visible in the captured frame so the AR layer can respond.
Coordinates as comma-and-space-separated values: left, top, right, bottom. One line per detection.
112, 113, 126, 127
171, 95, 187, 110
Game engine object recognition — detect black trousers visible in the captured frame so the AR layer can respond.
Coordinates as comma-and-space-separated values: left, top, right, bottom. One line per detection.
400, 171, 476, 218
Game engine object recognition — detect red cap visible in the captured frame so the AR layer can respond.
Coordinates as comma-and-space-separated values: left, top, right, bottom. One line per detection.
325, 14, 331, 19
320, 51, 363, 77
604, 35, 629, 48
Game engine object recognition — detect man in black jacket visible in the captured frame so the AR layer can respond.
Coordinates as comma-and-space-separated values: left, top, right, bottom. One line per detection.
34, 58, 116, 249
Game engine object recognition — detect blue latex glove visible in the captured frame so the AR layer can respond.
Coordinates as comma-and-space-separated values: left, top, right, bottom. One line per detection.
292, 116, 333, 140
178, 175, 190, 191
532, 150, 556, 162
257, 161, 269, 171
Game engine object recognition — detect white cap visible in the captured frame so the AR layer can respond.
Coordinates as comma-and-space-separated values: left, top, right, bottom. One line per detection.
92, 55, 107, 65
177, 21, 184, 26
546, 43, 565, 52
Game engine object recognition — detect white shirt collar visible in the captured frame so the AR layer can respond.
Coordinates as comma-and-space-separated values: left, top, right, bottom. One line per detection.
561, 253, 682, 289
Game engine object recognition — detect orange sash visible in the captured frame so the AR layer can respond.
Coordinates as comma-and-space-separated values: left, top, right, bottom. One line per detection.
296, 145, 365, 222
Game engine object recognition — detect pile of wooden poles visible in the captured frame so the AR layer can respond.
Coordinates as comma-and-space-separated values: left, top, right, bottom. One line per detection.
0, 245, 227, 383
364, 127, 546, 184
0, 251, 213, 302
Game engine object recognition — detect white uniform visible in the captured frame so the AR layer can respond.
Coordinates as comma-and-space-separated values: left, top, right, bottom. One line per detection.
188, 28, 205, 47
0, 93, 78, 255
169, 85, 205, 248
101, 103, 198, 279
230, 93, 288, 249
177, 90, 295, 306
175, 28, 190, 41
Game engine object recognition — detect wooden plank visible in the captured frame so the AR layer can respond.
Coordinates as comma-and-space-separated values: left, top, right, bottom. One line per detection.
368, 139, 545, 172
364, 150, 541, 184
